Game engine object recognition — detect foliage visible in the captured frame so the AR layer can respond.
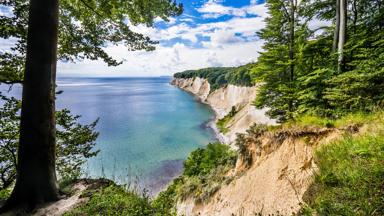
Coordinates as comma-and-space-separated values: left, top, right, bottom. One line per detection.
252, 0, 384, 121
174, 63, 255, 91
252, 0, 309, 122
56, 109, 100, 181
0, 0, 183, 83
0, 96, 20, 190
183, 143, 237, 177
0, 96, 99, 189
284, 110, 384, 129
152, 143, 237, 214
150, 178, 180, 216
303, 132, 384, 215
65, 184, 153, 216
216, 106, 237, 134
235, 124, 268, 167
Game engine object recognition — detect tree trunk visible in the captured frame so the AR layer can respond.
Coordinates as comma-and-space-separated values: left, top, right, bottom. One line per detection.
1, 0, 60, 212
333, 0, 340, 53
288, 0, 296, 116
338, 0, 347, 72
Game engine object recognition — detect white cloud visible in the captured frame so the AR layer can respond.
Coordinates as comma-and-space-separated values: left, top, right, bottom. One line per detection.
197, 2, 246, 18
0, 2, 269, 77
197, 1, 268, 19
57, 40, 264, 77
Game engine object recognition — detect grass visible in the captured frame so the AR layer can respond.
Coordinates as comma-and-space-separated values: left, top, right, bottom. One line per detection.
286, 110, 384, 129
64, 183, 154, 216
302, 132, 384, 215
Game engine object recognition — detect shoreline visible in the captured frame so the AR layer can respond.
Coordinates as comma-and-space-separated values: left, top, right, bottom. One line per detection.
170, 82, 227, 144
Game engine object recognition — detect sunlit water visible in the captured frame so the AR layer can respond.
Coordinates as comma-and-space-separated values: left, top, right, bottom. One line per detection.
1, 77, 216, 193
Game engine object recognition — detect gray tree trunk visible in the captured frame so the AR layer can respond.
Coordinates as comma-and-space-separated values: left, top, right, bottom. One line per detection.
1, 0, 60, 212
333, 0, 340, 52
338, 0, 347, 72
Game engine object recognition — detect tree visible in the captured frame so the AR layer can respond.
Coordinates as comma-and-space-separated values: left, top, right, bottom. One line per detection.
253, 0, 306, 121
252, 0, 383, 120
0, 0, 183, 211
0, 0, 183, 84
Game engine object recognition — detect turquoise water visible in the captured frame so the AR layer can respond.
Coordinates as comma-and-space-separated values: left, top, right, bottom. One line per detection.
1, 77, 216, 193
55, 77, 216, 192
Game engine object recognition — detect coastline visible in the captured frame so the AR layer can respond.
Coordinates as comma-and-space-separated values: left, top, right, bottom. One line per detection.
170, 77, 275, 145
169, 82, 227, 144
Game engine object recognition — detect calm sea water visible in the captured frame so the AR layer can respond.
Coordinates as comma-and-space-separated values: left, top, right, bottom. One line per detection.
2, 77, 216, 193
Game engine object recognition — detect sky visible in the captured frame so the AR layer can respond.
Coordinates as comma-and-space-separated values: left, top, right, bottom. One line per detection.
1, 0, 269, 77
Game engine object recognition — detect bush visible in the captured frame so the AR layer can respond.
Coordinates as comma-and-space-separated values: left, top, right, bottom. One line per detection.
65, 184, 153, 216
216, 106, 237, 134
183, 143, 237, 177
152, 143, 238, 212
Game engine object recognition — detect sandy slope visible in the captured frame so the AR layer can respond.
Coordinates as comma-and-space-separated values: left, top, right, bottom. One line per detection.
176, 127, 342, 216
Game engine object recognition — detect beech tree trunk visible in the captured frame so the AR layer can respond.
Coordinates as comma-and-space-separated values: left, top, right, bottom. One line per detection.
1, 0, 60, 211
288, 0, 296, 116
333, 0, 340, 53
338, 0, 347, 72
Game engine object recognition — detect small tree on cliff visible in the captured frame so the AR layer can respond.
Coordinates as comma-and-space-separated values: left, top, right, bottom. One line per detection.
0, 0, 182, 211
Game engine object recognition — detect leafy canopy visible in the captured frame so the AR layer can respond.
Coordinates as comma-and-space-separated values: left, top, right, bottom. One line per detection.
0, 0, 183, 83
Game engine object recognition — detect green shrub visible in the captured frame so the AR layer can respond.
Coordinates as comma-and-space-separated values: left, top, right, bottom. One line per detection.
216, 106, 238, 134
65, 184, 153, 216
183, 143, 237, 177
152, 143, 238, 211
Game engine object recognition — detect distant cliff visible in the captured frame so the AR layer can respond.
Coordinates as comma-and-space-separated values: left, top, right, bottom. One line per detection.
171, 77, 275, 144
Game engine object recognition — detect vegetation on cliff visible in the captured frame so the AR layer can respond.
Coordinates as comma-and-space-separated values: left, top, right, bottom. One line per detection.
303, 131, 384, 215
173, 63, 254, 91
293, 112, 384, 215
153, 143, 237, 214
216, 106, 238, 134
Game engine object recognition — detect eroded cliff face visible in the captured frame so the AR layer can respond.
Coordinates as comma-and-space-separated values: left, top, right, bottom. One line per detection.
171, 77, 275, 144
175, 127, 342, 216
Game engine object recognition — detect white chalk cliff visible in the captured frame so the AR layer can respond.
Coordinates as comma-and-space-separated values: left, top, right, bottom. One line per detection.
171, 77, 275, 144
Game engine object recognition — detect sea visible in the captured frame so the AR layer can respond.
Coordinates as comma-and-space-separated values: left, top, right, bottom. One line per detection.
1, 77, 217, 194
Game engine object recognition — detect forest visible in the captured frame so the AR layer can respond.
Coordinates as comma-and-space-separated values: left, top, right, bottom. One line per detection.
173, 63, 255, 91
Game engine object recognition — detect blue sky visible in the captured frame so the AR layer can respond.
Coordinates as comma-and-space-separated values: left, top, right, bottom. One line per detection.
1, 0, 270, 77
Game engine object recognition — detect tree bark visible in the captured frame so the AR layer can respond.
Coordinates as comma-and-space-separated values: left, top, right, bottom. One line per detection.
338, 0, 347, 72
333, 0, 340, 53
1, 0, 60, 212
288, 0, 296, 116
